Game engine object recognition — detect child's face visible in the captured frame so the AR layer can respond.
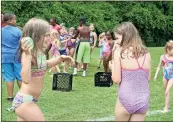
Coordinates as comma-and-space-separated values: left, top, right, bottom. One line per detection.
106, 33, 112, 40
9, 15, 16, 26
89, 25, 94, 31
69, 29, 74, 35
42, 32, 51, 50
60, 28, 66, 35
114, 32, 122, 45
64, 29, 68, 34
168, 49, 173, 56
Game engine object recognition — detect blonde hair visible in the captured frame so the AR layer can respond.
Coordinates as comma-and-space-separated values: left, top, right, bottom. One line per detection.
99, 32, 105, 40
69, 27, 75, 30
50, 30, 59, 40
114, 22, 147, 58
22, 18, 50, 52
89, 23, 94, 26
165, 40, 173, 54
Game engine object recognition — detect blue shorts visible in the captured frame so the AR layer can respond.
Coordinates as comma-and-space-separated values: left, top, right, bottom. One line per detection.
59, 49, 67, 55
2, 63, 22, 82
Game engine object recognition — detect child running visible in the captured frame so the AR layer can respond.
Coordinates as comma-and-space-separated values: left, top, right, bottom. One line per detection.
154, 40, 173, 113
111, 22, 151, 121
97, 32, 106, 70
9, 18, 74, 121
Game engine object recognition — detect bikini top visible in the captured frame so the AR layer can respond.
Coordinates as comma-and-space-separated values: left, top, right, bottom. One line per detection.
31, 54, 47, 77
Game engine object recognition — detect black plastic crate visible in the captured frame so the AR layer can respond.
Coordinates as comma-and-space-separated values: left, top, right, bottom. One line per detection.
52, 73, 73, 92
95, 72, 113, 87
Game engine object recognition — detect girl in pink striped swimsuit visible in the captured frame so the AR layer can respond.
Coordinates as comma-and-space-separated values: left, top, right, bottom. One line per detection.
9, 18, 74, 121
111, 22, 151, 121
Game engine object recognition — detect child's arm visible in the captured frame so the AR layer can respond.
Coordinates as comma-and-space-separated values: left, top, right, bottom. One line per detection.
154, 55, 163, 81
55, 39, 60, 49
112, 47, 121, 84
148, 53, 151, 81
45, 43, 52, 60
93, 32, 97, 47
47, 55, 74, 69
98, 40, 103, 47
20, 37, 34, 84
20, 51, 32, 84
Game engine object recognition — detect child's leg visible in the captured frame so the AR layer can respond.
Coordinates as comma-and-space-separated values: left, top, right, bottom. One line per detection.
98, 58, 103, 68
115, 98, 131, 121
163, 77, 169, 111
164, 78, 173, 112
77, 63, 82, 71
17, 116, 25, 121
69, 48, 75, 58
163, 77, 168, 91
66, 48, 70, 56
129, 113, 147, 121
103, 56, 109, 72
15, 102, 45, 121
56, 65, 60, 73
63, 61, 68, 73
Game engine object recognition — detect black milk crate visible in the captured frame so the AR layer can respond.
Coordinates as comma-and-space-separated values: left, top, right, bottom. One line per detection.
95, 72, 113, 87
52, 73, 73, 92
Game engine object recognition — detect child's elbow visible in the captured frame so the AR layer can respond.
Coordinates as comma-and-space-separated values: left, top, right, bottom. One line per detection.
112, 76, 121, 84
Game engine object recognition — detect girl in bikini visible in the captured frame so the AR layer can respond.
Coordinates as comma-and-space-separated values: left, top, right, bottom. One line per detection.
9, 18, 74, 121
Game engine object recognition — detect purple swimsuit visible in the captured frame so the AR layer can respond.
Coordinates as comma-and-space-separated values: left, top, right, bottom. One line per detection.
118, 54, 150, 114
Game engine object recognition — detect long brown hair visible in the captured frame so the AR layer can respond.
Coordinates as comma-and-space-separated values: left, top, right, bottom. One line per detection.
114, 22, 148, 59
17, 18, 50, 66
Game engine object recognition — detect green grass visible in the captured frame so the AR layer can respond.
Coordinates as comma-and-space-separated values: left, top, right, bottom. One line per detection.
2, 47, 173, 121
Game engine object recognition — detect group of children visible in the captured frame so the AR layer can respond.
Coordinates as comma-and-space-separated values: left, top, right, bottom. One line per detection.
2, 14, 173, 121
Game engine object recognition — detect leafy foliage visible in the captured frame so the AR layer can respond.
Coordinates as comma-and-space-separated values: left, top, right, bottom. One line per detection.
2, 1, 173, 46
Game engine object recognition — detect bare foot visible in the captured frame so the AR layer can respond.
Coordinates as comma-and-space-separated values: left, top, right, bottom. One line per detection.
162, 108, 169, 113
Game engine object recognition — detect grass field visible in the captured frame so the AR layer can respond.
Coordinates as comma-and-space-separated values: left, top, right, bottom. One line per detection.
1, 47, 173, 121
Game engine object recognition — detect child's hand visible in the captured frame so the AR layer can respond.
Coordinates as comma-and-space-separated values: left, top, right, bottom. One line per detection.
112, 42, 120, 51
21, 37, 34, 53
61, 55, 75, 66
